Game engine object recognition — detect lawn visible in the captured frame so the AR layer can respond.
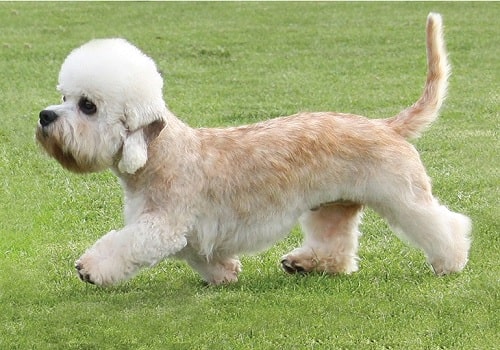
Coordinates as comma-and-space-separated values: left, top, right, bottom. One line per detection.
0, 2, 498, 349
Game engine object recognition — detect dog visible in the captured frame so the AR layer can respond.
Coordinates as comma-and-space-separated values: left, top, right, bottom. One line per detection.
36, 13, 471, 286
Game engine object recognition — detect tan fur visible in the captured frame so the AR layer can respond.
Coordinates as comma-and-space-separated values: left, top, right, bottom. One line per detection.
386, 14, 450, 139
36, 13, 471, 286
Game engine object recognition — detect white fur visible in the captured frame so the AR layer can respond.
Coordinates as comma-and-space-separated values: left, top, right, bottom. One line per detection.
118, 129, 148, 174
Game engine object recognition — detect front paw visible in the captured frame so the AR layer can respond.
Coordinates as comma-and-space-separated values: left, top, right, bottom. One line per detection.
75, 259, 95, 285
74, 254, 108, 286
74, 230, 138, 286
210, 258, 242, 285
74, 251, 127, 287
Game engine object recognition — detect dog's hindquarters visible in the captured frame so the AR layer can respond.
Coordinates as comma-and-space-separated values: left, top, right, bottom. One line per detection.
278, 11, 470, 276
282, 151, 471, 276
372, 14, 471, 274
373, 197, 471, 275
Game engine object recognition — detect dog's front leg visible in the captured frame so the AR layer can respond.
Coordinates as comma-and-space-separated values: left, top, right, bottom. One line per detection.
75, 215, 187, 286
184, 253, 242, 285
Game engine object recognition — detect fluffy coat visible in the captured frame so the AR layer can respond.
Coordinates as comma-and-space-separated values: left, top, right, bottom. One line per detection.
36, 13, 471, 286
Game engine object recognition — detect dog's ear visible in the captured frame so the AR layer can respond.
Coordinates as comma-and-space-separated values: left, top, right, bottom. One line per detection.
118, 129, 148, 175
119, 100, 167, 174
125, 100, 166, 132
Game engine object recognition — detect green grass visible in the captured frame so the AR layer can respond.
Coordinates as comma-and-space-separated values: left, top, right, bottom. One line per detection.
1, 2, 498, 349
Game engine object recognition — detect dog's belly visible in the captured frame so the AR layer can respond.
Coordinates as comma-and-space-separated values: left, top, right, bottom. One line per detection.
190, 181, 354, 257
192, 206, 305, 257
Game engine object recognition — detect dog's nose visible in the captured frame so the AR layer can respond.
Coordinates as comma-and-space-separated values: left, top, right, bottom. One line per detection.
39, 110, 59, 127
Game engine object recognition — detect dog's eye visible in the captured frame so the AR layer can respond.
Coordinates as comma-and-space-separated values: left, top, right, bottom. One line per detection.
62, 96, 66, 102
79, 97, 97, 115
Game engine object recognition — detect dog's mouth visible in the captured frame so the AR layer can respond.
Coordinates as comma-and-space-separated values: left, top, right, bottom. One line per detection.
36, 129, 89, 174
36, 120, 58, 139
36, 124, 51, 139
51, 146, 82, 172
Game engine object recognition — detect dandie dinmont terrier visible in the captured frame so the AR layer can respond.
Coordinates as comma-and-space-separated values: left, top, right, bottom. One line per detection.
36, 13, 471, 286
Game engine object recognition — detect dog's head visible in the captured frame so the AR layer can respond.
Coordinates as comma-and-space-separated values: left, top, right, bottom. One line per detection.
36, 38, 166, 174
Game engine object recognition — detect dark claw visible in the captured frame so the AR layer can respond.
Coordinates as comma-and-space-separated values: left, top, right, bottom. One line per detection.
281, 259, 306, 274
75, 262, 94, 284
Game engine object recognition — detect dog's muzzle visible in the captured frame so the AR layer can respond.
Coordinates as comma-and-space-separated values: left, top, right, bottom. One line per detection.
39, 110, 59, 127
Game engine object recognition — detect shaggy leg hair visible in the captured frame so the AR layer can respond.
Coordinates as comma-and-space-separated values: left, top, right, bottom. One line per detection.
282, 203, 363, 274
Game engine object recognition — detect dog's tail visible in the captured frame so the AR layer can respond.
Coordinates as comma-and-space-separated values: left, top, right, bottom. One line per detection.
386, 13, 450, 140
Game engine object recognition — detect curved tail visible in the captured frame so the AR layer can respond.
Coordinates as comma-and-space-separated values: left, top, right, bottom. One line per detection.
386, 13, 450, 139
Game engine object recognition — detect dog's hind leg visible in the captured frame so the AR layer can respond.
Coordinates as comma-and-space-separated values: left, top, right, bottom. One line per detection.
374, 198, 471, 275
281, 203, 363, 275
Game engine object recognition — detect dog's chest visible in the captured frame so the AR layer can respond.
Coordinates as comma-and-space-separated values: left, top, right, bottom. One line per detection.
123, 190, 147, 225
